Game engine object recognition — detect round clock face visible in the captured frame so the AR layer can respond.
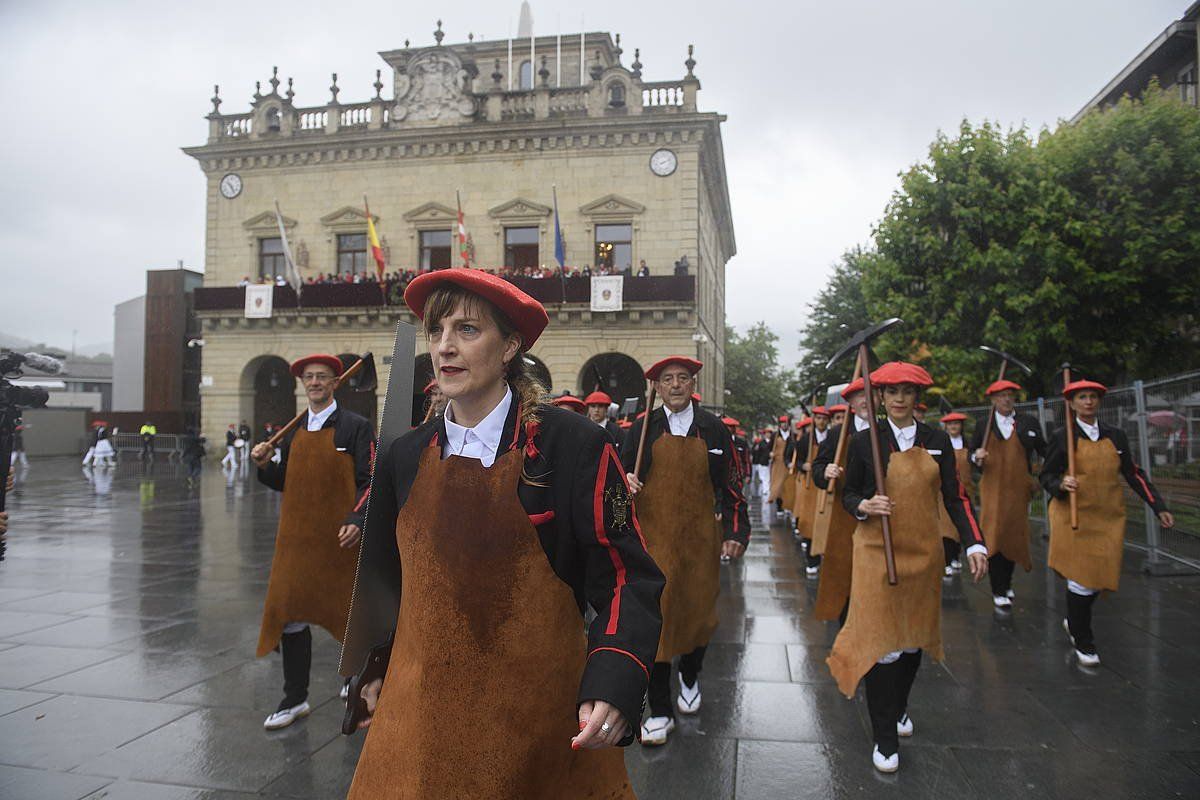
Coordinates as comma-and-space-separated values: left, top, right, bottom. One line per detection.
219, 173, 242, 199
649, 149, 677, 177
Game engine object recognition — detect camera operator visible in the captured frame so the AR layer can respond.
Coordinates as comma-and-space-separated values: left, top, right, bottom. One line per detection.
1, 349, 61, 561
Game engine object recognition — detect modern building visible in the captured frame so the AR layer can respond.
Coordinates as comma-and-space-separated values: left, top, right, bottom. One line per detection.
183, 22, 735, 442
1073, 2, 1199, 120
13, 358, 112, 412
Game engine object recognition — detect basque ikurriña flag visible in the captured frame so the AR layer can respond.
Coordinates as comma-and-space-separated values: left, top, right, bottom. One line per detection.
456, 190, 470, 267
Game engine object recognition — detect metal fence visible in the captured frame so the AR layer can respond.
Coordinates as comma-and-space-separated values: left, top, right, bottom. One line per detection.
950, 370, 1200, 574
111, 432, 185, 462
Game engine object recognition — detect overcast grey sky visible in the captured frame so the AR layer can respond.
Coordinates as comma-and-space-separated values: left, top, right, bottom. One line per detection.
0, 0, 1185, 361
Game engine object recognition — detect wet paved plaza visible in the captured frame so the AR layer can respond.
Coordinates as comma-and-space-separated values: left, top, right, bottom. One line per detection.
1, 457, 1199, 799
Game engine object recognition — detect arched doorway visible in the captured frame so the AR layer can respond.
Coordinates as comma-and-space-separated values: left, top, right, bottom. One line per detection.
245, 356, 295, 440
522, 354, 553, 391
412, 353, 434, 426
578, 353, 644, 415
335, 353, 378, 424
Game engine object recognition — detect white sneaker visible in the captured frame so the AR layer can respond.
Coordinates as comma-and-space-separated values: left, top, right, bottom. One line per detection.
1075, 648, 1101, 667
897, 713, 913, 737
263, 701, 310, 730
993, 595, 1012, 609
677, 678, 701, 715
640, 715, 675, 745
944, 566, 954, 578
1006, 589, 1016, 599
950, 559, 962, 573
872, 745, 899, 773
340, 681, 350, 701
805, 565, 819, 578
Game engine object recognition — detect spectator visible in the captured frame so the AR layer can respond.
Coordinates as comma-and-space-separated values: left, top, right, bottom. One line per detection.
637, 260, 650, 277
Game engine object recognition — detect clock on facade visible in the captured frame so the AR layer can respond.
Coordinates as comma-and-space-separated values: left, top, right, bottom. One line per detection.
219, 173, 243, 199
649, 149, 677, 177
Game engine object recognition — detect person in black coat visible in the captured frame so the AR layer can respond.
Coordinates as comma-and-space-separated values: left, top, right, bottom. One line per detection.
584, 390, 623, 446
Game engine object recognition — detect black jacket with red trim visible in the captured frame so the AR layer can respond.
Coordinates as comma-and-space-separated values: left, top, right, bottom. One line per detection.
618, 404, 751, 546
841, 421, 985, 549
1039, 422, 1168, 513
256, 406, 375, 529
365, 400, 664, 742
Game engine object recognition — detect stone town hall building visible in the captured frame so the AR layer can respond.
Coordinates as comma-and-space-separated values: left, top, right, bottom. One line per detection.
185, 22, 735, 439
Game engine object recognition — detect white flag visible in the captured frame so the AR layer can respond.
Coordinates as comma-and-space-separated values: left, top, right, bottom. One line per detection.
245, 284, 273, 318
274, 200, 302, 295
590, 275, 623, 312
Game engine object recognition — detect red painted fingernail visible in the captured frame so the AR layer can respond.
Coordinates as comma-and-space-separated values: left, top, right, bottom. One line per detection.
571, 741, 581, 751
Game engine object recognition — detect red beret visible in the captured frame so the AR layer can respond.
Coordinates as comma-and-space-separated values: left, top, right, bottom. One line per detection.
721, 416, 740, 428
777, 415, 791, 423
870, 361, 934, 387
940, 412, 967, 423
841, 378, 865, 399
645, 356, 703, 381
290, 354, 343, 378
423, 379, 439, 395
813, 406, 830, 417
691, 392, 703, 402
736, 427, 746, 436
584, 391, 613, 406
915, 402, 928, 412
618, 419, 633, 429
986, 379, 1022, 396
552, 395, 587, 413
1063, 380, 1107, 398
827, 403, 848, 414
797, 417, 813, 428
404, 268, 549, 347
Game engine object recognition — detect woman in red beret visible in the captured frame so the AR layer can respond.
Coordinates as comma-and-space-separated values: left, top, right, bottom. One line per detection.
826, 362, 988, 774
1041, 380, 1173, 668
343, 270, 663, 798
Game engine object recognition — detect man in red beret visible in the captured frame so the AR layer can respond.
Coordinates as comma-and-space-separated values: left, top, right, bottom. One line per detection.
969, 379, 1047, 610
828, 403, 848, 428
938, 412, 972, 576
585, 390, 622, 445
767, 415, 792, 512
551, 393, 587, 414
750, 429, 772, 498
421, 378, 447, 423
249, 353, 376, 730
620, 356, 749, 745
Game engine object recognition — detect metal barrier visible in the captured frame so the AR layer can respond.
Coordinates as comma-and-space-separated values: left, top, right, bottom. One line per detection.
111, 432, 184, 462
949, 370, 1200, 573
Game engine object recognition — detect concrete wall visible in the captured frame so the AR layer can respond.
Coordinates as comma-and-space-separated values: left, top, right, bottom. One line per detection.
112, 295, 146, 411
19, 408, 90, 456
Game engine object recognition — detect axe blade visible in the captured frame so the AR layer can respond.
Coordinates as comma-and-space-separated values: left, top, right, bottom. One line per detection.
825, 318, 903, 371
978, 345, 1034, 376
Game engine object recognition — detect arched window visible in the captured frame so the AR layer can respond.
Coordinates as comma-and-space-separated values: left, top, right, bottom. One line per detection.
578, 353, 645, 414
607, 82, 626, 108
519, 60, 533, 90
266, 107, 281, 132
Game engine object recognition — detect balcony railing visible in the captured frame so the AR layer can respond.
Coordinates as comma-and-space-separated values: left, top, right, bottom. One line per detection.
193, 275, 695, 312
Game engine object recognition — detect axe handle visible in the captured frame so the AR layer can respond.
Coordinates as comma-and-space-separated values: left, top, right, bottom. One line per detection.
804, 424, 815, 489
265, 357, 367, 449
819, 354, 864, 514
1063, 367, 1079, 529
981, 361, 1007, 454
632, 385, 657, 481
860, 344, 898, 586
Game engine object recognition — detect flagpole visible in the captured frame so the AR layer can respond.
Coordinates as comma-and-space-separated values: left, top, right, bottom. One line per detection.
579, 29, 585, 85
553, 184, 566, 304
273, 199, 302, 307
507, 39, 513, 90
556, 34, 561, 87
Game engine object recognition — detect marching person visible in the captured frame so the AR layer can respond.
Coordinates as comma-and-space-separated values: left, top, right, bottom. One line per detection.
238, 419, 252, 462
221, 424, 239, 469
913, 402, 927, 423
421, 378, 447, 422
828, 403, 848, 428
93, 422, 116, 467
826, 362, 988, 774
767, 415, 791, 513
793, 407, 831, 577
1040, 379, 1173, 667
723, 418, 751, 488
620, 356, 750, 746
552, 393, 588, 415
812, 379, 872, 624
585, 390, 623, 445
250, 353, 375, 731
938, 412, 972, 576
970, 380, 1046, 609
345, 269, 662, 798
786, 417, 811, 535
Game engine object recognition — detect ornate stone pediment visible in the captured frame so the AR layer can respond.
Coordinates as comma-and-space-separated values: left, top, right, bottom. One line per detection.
242, 210, 295, 232
488, 197, 551, 220
579, 194, 646, 218
320, 206, 376, 226
392, 48, 477, 125
402, 201, 458, 222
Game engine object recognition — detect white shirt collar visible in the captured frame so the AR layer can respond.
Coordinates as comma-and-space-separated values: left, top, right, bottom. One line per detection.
887, 418, 918, 451
1076, 417, 1100, 442
665, 402, 695, 437
444, 386, 513, 467
994, 409, 1015, 439
854, 414, 871, 432
306, 399, 338, 432
814, 428, 828, 443
950, 434, 964, 450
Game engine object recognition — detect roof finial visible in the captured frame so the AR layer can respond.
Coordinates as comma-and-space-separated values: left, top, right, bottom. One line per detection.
614, 33, 623, 61
468, 32, 474, 43
210, 85, 222, 114
434, 19, 444, 45
685, 44, 696, 78
492, 59, 503, 86
286, 77, 294, 102
538, 54, 550, 87
253, 81, 261, 101
631, 49, 642, 80
373, 69, 384, 99
329, 73, 340, 104
404, 38, 410, 48
269, 66, 280, 94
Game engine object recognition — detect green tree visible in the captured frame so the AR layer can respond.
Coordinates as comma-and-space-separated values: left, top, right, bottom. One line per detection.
724, 322, 795, 428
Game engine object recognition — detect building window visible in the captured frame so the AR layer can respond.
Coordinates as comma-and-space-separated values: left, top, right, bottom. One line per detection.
259, 237, 286, 279
337, 233, 368, 275
519, 60, 533, 90
608, 83, 626, 108
1179, 65, 1197, 105
420, 229, 453, 270
594, 223, 633, 272
504, 226, 539, 269
266, 107, 281, 132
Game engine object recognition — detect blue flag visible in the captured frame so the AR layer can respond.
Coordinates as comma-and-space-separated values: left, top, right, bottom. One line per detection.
553, 191, 566, 269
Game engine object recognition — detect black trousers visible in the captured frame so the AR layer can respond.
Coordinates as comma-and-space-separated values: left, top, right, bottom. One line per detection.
280, 627, 312, 706
647, 646, 707, 718
989, 553, 1015, 596
943, 538, 961, 566
801, 538, 822, 569
1065, 589, 1098, 650
863, 650, 922, 757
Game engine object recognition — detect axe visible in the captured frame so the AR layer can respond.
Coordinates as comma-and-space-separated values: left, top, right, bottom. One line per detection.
789, 388, 817, 476
1061, 362, 1079, 529
827, 318, 903, 585
978, 345, 1034, 455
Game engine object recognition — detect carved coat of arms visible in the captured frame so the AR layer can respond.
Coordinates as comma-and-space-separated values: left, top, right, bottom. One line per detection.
392, 50, 477, 124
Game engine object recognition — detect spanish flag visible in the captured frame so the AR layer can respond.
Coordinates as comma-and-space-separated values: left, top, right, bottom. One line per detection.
364, 195, 386, 282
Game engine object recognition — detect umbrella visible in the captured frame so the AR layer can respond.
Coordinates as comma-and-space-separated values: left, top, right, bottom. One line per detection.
1147, 410, 1185, 429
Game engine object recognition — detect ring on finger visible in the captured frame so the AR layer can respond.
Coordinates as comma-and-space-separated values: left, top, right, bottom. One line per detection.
599, 722, 612, 735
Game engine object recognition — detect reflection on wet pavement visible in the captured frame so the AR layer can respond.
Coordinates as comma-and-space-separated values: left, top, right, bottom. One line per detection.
1, 459, 1198, 798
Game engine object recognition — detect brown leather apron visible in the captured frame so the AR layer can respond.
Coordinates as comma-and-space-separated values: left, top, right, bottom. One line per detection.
780, 439, 798, 510
635, 433, 720, 662
256, 427, 359, 657
937, 449, 973, 543
768, 435, 788, 502
827, 448, 944, 698
813, 499, 856, 621
347, 446, 633, 799
791, 438, 818, 538
978, 431, 1033, 569
1048, 437, 1125, 592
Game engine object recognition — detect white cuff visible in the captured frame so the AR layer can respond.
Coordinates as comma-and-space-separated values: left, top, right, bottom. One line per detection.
965, 544, 987, 558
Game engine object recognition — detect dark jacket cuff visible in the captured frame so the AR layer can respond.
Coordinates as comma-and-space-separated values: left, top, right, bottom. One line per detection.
578, 648, 650, 746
